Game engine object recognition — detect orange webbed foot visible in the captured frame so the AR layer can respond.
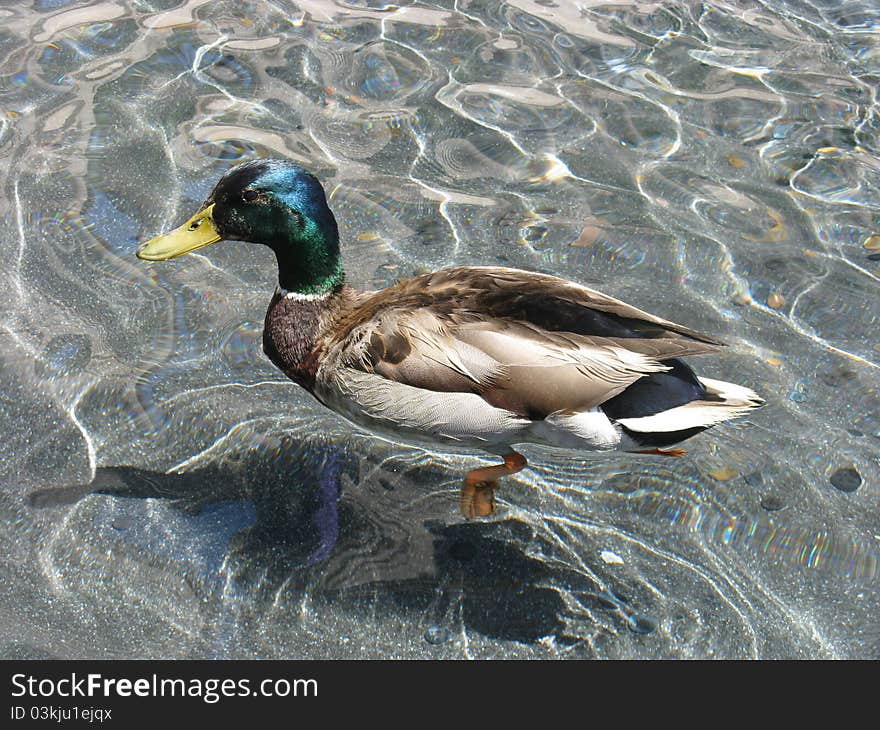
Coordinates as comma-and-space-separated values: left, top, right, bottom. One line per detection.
459, 451, 527, 519
459, 480, 498, 518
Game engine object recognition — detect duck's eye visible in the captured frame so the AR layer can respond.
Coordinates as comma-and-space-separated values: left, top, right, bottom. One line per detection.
242, 189, 259, 202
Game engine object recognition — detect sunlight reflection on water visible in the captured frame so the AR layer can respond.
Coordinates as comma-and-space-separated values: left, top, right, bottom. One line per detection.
0, 0, 878, 659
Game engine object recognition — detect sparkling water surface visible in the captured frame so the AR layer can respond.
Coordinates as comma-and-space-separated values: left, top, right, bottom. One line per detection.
1, 0, 878, 659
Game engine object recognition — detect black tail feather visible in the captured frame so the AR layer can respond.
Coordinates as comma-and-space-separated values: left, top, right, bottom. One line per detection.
602, 359, 706, 420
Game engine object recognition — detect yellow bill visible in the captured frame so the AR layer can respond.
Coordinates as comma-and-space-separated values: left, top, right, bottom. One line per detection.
136, 204, 221, 260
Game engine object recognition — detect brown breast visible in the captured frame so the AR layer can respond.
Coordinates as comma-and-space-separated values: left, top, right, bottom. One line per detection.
262, 286, 361, 390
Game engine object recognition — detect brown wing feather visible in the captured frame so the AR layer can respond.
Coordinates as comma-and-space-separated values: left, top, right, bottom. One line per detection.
326, 266, 720, 419
347, 308, 508, 394
333, 267, 723, 349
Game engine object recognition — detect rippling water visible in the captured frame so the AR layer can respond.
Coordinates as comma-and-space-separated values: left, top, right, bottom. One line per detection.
1, 0, 878, 659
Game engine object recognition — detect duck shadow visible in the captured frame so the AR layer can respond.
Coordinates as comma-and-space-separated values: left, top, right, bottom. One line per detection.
27, 437, 582, 645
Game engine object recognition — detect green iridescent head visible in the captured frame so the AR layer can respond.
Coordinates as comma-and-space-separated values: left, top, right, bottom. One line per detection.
137, 159, 343, 295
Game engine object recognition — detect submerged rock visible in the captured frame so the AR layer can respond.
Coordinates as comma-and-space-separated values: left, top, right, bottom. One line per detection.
627, 614, 658, 635
424, 625, 451, 645
829, 467, 862, 493
760, 496, 785, 512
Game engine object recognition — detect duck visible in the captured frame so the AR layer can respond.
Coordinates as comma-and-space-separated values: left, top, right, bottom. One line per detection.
137, 158, 764, 518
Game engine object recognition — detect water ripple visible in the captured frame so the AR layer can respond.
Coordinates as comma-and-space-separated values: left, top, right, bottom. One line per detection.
0, 0, 878, 659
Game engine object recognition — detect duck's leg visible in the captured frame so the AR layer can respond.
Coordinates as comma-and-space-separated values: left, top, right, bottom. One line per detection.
460, 451, 527, 518
633, 448, 687, 457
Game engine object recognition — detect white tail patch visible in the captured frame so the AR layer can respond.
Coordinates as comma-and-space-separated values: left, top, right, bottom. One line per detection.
531, 408, 621, 450
615, 376, 764, 433
696, 377, 763, 405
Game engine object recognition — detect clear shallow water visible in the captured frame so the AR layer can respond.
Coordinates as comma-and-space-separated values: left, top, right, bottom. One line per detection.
1, 0, 878, 659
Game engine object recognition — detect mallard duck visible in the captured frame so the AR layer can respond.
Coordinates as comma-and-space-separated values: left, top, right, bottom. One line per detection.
137, 159, 763, 518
